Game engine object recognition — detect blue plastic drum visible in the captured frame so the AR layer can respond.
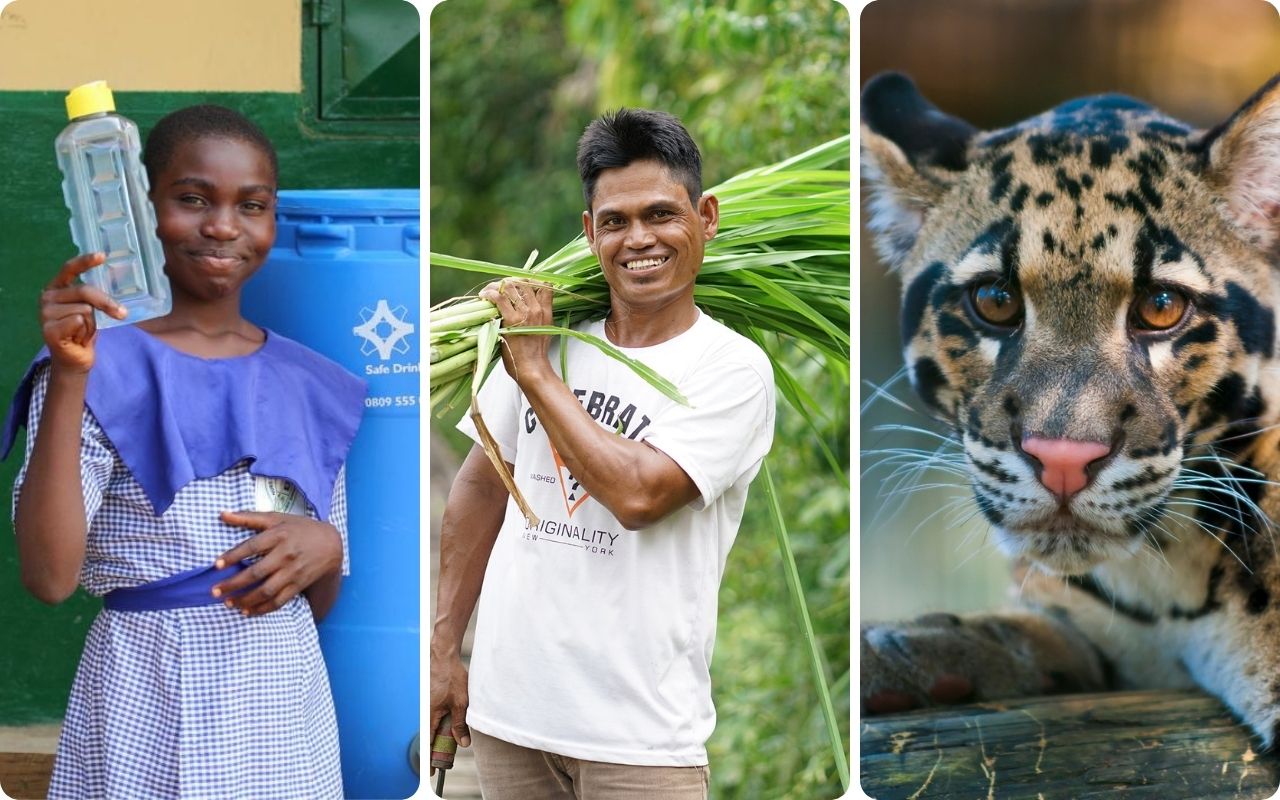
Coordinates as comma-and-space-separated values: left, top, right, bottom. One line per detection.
241, 189, 420, 799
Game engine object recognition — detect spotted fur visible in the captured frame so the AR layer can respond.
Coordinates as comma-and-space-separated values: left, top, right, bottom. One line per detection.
861, 72, 1280, 747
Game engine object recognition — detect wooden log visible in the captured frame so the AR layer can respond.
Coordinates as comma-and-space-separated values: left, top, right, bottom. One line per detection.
860, 689, 1280, 799
0, 752, 55, 800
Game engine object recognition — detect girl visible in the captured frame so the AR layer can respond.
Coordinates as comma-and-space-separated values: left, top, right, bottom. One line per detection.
2, 105, 364, 799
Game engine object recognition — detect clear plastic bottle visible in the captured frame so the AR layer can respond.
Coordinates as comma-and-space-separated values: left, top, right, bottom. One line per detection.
55, 80, 170, 328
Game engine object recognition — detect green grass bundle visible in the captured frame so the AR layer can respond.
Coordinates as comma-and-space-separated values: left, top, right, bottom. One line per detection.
429, 134, 851, 425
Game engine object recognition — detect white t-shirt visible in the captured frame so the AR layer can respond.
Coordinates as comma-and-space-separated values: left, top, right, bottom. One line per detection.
456, 310, 776, 766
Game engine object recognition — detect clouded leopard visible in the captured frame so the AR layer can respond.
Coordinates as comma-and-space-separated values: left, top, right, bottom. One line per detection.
860, 71, 1280, 747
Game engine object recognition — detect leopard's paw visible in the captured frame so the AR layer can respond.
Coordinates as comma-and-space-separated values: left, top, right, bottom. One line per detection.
861, 611, 1104, 715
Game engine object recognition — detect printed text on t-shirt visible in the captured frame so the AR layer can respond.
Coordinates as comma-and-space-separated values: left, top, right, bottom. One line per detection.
524, 388, 652, 439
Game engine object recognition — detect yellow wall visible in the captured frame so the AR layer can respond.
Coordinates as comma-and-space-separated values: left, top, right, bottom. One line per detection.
0, 0, 300, 92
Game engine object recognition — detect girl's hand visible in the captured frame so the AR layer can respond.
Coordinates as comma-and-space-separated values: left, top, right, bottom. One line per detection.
212, 511, 343, 616
41, 253, 128, 373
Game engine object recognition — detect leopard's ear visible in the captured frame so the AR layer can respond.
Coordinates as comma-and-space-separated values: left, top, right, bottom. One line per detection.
1200, 74, 1280, 256
861, 72, 978, 270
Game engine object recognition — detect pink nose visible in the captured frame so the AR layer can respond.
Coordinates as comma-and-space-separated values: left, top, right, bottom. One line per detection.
1020, 436, 1112, 501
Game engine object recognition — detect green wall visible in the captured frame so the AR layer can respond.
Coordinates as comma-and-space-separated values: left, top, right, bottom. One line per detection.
0, 90, 418, 723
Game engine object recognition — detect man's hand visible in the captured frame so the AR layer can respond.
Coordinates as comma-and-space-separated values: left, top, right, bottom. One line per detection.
212, 511, 343, 616
478, 278, 554, 382
429, 652, 472, 774
41, 252, 128, 374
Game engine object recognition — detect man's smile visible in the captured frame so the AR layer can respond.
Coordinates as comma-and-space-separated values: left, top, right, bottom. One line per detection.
620, 254, 670, 272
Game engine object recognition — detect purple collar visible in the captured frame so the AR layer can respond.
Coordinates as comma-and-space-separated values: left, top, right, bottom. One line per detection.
3, 325, 366, 521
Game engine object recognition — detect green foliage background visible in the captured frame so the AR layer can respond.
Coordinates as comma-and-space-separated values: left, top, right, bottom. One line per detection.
429, 1, 850, 797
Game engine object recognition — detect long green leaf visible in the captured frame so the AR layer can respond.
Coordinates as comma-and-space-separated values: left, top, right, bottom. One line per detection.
430, 253, 589, 285
472, 318, 501, 398
699, 249, 849, 271
732, 270, 848, 349
760, 459, 849, 793
502, 325, 689, 406
431, 374, 472, 418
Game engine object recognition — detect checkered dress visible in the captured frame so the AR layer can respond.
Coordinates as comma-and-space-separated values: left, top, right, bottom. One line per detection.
14, 364, 348, 800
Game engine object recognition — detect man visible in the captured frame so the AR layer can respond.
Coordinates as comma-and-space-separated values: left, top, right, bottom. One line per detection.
431, 108, 776, 799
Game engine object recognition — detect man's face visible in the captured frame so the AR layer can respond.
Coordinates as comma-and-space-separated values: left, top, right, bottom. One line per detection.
582, 159, 719, 316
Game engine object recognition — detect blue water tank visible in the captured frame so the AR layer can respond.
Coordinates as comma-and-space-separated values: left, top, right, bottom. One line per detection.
241, 189, 420, 799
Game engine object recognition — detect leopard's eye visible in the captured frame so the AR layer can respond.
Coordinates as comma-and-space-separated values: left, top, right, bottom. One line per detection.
1132, 286, 1189, 331
969, 281, 1023, 328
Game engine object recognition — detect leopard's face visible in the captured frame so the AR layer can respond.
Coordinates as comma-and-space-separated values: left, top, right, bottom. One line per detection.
862, 75, 1280, 574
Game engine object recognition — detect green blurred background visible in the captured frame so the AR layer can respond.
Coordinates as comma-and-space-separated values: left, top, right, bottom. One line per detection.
429, 2, 851, 798
860, 0, 1280, 624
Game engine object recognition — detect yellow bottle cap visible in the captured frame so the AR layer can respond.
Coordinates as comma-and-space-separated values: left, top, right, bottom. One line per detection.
65, 80, 116, 120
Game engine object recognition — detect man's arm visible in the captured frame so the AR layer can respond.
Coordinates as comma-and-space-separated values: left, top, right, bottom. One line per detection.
480, 280, 699, 530
518, 365, 699, 530
429, 444, 510, 749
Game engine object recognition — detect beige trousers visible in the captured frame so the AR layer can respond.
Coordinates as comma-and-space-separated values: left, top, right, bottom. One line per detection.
470, 728, 710, 800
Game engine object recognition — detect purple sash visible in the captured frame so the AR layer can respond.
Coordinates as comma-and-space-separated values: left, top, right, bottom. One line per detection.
103, 562, 252, 612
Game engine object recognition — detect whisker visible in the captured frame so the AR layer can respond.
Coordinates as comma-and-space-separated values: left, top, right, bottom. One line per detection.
908, 494, 974, 543
1159, 508, 1253, 573
1176, 453, 1278, 541
1172, 468, 1278, 545
957, 506, 994, 550
870, 423, 964, 446
1176, 472, 1280, 491
860, 452, 959, 467
1163, 494, 1259, 537
951, 532, 999, 572
859, 368, 913, 415
1138, 530, 1174, 573
1184, 417, 1280, 449
1014, 563, 1035, 600
878, 457, 955, 497
864, 451, 967, 528
1179, 456, 1266, 479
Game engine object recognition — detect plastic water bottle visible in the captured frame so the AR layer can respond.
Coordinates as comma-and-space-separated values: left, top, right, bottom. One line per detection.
55, 80, 170, 327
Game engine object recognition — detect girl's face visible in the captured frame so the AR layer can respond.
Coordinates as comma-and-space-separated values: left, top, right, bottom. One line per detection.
150, 136, 277, 302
